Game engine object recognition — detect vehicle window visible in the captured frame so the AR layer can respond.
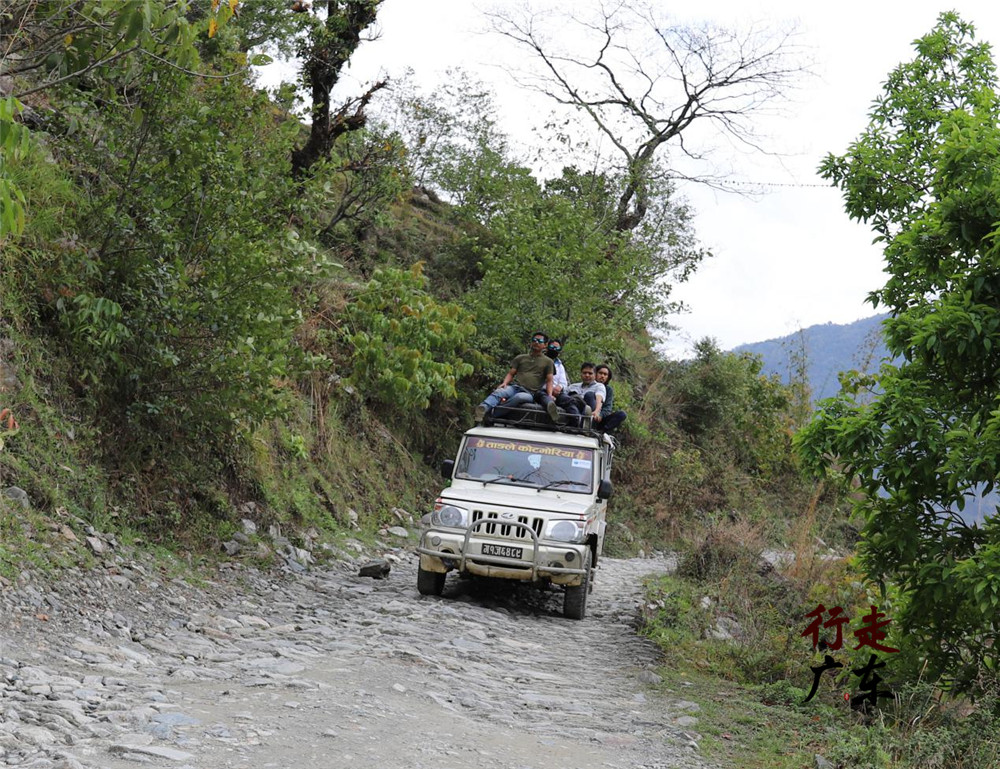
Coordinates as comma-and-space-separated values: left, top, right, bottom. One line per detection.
456, 437, 594, 493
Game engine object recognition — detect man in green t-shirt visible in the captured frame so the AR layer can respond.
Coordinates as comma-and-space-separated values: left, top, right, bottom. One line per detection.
475, 331, 559, 423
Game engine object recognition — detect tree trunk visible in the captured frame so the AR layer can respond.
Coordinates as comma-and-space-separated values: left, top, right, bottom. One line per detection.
291, 0, 382, 178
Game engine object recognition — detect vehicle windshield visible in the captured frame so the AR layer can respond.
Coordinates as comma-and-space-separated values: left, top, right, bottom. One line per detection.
455, 436, 595, 494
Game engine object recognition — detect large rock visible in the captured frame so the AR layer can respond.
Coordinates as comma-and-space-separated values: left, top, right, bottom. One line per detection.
2, 486, 30, 509
358, 560, 391, 579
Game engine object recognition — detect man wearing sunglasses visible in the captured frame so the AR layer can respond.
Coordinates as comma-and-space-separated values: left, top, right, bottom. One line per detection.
474, 332, 559, 423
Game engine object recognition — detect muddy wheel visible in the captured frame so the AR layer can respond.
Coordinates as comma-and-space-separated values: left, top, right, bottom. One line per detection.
417, 566, 446, 596
563, 550, 592, 620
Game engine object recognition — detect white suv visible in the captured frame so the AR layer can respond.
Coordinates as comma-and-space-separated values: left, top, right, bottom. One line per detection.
416, 419, 614, 619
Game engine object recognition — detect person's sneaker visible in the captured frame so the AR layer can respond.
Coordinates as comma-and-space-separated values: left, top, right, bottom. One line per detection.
474, 404, 487, 423
546, 400, 563, 424
583, 406, 592, 416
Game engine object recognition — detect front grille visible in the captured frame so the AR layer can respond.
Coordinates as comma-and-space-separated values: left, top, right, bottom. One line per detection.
471, 509, 543, 540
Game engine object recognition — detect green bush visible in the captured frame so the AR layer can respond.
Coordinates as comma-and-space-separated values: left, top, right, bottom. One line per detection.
344, 262, 478, 410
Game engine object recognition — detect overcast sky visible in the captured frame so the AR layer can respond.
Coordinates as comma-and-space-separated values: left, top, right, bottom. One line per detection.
260, 1, 1000, 357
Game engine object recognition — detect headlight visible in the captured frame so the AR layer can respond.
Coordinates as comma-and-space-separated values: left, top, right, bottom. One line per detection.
430, 503, 468, 528
546, 520, 586, 543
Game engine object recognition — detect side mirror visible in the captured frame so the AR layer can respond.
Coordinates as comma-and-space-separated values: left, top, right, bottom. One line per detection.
597, 478, 613, 501
441, 459, 455, 479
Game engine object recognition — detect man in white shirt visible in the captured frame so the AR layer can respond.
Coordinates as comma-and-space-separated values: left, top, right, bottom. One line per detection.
547, 339, 583, 425
567, 362, 606, 426
546, 339, 569, 389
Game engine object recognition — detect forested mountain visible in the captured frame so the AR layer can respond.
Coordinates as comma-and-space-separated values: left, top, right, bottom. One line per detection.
732, 313, 889, 400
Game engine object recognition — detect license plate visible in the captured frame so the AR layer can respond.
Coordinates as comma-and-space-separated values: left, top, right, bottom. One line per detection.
481, 543, 523, 559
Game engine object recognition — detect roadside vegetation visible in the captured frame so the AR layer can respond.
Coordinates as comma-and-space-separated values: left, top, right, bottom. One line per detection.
637, 13, 1000, 768
2, 3, 999, 767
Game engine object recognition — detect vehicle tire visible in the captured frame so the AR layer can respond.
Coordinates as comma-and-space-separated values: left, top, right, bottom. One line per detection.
417, 565, 446, 596
563, 551, 592, 620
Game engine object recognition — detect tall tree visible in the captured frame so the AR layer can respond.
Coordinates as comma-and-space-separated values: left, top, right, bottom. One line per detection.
291, 0, 386, 177
797, 13, 1000, 690
487, 1, 801, 232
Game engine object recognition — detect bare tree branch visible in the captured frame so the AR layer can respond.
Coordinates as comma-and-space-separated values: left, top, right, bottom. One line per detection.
488, 1, 803, 231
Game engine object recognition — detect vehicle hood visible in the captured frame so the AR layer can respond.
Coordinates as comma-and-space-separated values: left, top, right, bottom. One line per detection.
439, 482, 594, 517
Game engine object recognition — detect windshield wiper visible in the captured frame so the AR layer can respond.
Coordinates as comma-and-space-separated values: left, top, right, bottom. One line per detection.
478, 475, 532, 487
538, 480, 588, 491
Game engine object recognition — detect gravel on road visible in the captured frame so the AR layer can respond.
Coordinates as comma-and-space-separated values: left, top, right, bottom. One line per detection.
1, 543, 721, 769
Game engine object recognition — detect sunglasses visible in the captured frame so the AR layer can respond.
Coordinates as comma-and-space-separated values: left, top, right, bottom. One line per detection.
548, 345, 561, 352
532, 336, 546, 343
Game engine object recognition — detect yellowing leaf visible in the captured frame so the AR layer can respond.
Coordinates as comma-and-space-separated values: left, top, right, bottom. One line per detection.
208, 18, 218, 38
212, 0, 221, 10
64, 34, 74, 47
229, 0, 239, 11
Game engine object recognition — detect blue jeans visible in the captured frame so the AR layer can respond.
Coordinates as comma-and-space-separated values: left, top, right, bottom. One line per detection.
555, 391, 583, 426
506, 389, 556, 412
568, 391, 599, 413
480, 384, 529, 412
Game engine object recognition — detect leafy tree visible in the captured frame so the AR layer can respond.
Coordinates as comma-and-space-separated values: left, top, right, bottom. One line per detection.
301, 125, 410, 243
1, 2, 240, 242
225, 0, 315, 55
797, 13, 1000, 690
465, 165, 702, 370
1, 0, 236, 98
373, 69, 527, 217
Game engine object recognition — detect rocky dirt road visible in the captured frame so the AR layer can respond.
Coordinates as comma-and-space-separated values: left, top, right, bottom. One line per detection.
1, 544, 720, 769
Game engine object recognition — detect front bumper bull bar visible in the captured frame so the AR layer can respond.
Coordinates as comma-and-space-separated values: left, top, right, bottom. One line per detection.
416, 518, 588, 580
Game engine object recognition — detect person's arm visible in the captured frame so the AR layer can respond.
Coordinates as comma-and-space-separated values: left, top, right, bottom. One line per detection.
593, 384, 606, 418
545, 372, 554, 398
499, 366, 517, 389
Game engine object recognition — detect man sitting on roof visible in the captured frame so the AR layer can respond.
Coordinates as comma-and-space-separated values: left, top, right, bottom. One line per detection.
565, 362, 605, 426
546, 338, 584, 426
595, 364, 627, 434
474, 331, 559, 424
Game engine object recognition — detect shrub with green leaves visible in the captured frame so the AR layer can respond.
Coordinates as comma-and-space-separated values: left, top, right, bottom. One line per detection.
344, 263, 477, 410
0, 97, 30, 240
46, 63, 309, 443
669, 339, 793, 477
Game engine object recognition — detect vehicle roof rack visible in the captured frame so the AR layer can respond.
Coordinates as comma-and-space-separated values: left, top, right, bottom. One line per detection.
482, 404, 603, 438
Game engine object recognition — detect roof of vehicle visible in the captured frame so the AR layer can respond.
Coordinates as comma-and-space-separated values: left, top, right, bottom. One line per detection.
464, 424, 609, 450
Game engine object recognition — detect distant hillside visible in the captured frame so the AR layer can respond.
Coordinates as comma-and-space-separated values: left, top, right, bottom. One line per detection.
737, 314, 995, 525
732, 314, 890, 401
